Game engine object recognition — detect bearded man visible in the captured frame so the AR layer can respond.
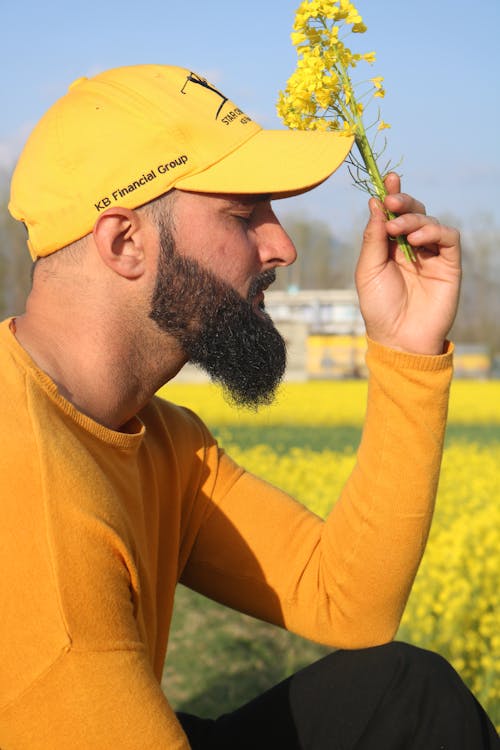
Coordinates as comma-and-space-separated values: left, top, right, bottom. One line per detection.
1, 64, 498, 749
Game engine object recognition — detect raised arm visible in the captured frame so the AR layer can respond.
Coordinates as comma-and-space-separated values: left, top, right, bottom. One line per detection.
182, 179, 460, 647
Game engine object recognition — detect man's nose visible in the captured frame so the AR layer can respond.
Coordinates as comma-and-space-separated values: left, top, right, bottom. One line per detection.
256, 208, 297, 269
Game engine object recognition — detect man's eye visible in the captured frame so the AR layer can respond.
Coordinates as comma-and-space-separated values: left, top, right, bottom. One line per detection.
236, 213, 253, 226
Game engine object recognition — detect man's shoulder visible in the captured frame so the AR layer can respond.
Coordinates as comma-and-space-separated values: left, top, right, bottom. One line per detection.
0, 318, 39, 402
0, 321, 32, 427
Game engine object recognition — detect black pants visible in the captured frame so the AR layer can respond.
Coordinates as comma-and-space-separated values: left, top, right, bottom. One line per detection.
177, 642, 500, 749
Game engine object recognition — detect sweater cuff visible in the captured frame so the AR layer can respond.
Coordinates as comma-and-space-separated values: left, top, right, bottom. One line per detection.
366, 337, 454, 372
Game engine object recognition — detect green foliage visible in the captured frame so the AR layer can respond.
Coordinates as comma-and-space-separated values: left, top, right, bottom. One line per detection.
163, 586, 330, 717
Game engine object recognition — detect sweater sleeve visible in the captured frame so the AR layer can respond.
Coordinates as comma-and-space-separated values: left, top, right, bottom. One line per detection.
181, 339, 453, 648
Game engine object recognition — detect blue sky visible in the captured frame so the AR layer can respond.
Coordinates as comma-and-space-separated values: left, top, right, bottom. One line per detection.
1, 0, 499, 242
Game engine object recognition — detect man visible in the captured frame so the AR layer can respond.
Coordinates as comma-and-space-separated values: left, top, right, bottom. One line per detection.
1, 64, 498, 748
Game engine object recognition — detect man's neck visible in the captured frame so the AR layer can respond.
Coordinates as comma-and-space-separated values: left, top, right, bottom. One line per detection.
13, 310, 186, 431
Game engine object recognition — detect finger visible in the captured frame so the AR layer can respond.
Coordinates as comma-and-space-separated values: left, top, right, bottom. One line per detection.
383, 172, 401, 194
384, 191, 427, 217
358, 197, 390, 268
383, 173, 427, 215
387, 215, 461, 259
386, 213, 439, 238
409, 224, 461, 263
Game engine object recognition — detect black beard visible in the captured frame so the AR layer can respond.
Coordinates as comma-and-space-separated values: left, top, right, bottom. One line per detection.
149, 225, 287, 408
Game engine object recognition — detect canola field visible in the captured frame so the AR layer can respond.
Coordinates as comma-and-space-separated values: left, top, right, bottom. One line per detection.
159, 378, 500, 728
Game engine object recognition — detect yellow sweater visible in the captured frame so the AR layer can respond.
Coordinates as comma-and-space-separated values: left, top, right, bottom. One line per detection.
0, 318, 452, 748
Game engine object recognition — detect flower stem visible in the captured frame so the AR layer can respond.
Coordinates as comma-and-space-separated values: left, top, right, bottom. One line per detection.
354, 132, 416, 262
338, 61, 416, 262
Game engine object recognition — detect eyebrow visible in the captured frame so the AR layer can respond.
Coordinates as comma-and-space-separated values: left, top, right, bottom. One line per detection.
225, 194, 271, 207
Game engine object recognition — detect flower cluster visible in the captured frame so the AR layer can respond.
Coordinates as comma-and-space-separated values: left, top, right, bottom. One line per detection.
277, 0, 415, 261
398, 441, 500, 723
277, 0, 374, 134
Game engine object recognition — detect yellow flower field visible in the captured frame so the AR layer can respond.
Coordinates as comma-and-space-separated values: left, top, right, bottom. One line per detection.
159, 378, 500, 728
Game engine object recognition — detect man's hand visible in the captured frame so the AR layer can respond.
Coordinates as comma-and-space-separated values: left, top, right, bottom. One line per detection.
355, 173, 461, 355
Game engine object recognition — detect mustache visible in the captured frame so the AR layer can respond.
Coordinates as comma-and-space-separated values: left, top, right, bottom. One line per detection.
247, 269, 276, 302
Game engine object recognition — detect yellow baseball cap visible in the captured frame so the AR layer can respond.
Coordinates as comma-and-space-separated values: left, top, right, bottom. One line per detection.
9, 64, 353, 259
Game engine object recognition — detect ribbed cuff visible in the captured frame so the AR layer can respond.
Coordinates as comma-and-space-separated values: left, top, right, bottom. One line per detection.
366, 337, 454, 372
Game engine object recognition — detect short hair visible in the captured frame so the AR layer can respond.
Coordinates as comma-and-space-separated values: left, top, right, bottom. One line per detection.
31, 233, 89, 280
137, 189, 177, 232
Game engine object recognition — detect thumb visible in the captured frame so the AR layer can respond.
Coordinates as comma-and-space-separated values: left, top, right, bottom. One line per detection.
357, 197, 389, 271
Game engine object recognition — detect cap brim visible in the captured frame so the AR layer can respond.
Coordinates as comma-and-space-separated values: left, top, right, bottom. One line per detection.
175, 128, 354, 199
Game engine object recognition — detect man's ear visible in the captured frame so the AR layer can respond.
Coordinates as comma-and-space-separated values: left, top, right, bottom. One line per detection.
92, 207, 149, 279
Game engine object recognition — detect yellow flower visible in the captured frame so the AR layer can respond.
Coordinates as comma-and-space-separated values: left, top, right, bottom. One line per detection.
315, 87, 332, 108
313, 117, 331, 130
277, 0, 415, 260
291, 31, 307, 46
342, 120, 356, 136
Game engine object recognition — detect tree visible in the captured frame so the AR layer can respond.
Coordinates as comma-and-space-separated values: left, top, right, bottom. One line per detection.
276, 213, 356, 291
0, 171, 32, 318
450, 213, 500, 354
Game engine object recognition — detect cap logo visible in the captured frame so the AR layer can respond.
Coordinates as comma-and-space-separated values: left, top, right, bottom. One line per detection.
180, 72, 228, 120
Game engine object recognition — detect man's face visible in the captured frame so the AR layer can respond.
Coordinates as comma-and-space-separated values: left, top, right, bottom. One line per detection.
149, 191, 297, 407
